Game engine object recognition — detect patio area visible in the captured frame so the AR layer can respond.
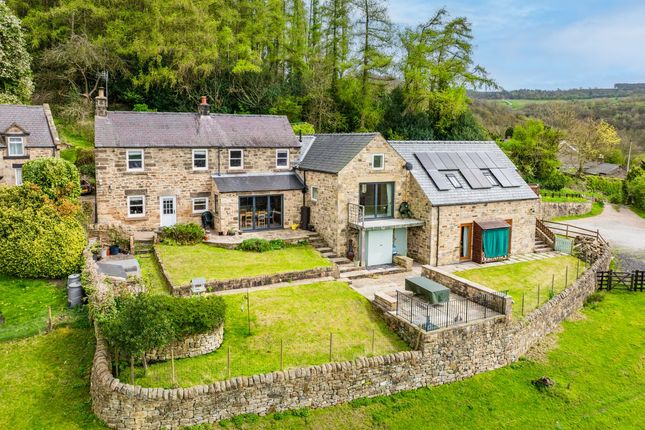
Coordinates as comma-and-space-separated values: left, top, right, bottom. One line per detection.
204, 228, 318, 248
439, 250, 567, 273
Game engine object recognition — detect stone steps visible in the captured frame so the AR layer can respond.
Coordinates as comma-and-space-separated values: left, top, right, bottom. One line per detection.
339, 266, 405, 280
315, 247, 333, 253
534, 238, 552, 253
321, 251, 338, 258
134, 240, 154, 255
337, 263, 359, 273
329, 256, 351, 264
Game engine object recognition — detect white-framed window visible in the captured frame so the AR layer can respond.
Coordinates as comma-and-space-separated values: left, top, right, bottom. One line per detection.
311, 186, 319, 202
229, 149, 243, 169
192, 197, 209, 214
276, 149, 289, 168
14, 167, 23, 185
192, 149, 208, 170
446, 173, 462, 188
8, 136, 25, 156
372, 154, 384, 170
126, 149, 144, 172
127, 195, 145, 217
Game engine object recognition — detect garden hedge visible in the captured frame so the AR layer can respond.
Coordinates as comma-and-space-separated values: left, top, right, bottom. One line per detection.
0, 185, 86, 278
160, 223, 205, 245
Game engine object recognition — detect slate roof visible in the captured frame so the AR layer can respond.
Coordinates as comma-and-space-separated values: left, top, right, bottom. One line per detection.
297, 133, 379, 173
0, 104, 58, 147
213, 172, 304, 193
95, 112, 301, 148
390, 141, 538, 206
584, 162, 623, 176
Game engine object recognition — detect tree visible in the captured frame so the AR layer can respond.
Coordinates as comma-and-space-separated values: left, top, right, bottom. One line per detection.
0, 1, 33, 103
500, 119, 565, 189
22, 157, 81, 203
353, 0, 392, 129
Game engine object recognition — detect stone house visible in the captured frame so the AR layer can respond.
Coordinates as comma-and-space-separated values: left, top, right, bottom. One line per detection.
94, 92, 303, 231
0, 104, 60, 186
297, 135, 539, 267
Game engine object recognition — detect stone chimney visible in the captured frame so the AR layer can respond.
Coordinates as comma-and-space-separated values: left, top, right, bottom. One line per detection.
95, 87, 108, 117
198, 96, 210, 116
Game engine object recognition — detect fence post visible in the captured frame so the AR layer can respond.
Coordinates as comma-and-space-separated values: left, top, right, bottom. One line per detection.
576, 259, 580, 279
537, 285, 541, 306
171, 347, 176, 387
565, 225, 569, 238
608, 269, 613, 291
465, 299, 469, 323
280, 339, 284, 371
227, 346, 231, 378
521, 293, 525, 316
246, 290, 251, 335
329, 333, 333, 362
47, 306, 53, 332
371, 329, 375, 355
130, 356, 135, 384
551, 274, 555, 292
565, 266, 569, 287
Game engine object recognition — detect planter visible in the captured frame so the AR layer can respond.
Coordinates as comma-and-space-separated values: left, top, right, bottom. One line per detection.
109, 245, 120, 256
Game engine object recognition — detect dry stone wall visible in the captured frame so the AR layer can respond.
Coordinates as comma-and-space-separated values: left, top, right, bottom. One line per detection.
146, 325, 224, 362
539, 201, 592, 220
90, 244, 610, 429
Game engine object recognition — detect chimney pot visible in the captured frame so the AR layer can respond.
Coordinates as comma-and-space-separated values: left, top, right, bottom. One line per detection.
198, 96, 210, 116
95, 87, 108, 117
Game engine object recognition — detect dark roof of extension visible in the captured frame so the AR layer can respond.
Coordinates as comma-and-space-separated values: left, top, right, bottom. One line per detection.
390, 141, 538, 206
297, 133, 379, 173
0, 104, 58, 147
95, 112, 301, 148
213, 172, 305, 193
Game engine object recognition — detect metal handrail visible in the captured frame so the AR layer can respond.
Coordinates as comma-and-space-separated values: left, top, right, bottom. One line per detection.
348, 203, 365, 228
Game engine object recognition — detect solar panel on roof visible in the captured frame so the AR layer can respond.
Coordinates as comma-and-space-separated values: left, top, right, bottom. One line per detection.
467, 152, 486, 168
500, 168, 523, 186
429, 153, 447, 170
415, 153, 451, 190
449, 152, 467, 169
459, 168, 492, 189
489, 168, 514, 187
437, 152, 455, 169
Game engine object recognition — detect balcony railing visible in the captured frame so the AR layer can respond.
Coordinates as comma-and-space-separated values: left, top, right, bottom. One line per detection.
348, 203, 365, 228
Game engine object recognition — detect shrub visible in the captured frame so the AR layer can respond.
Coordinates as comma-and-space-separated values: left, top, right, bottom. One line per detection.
625, 174, 645, 210
0, 185, 86, 278
236, 238, 293, 252
160, 223, 205, 245
99, 293, 225, 357
22, 157, 81, 202
585, 176, 624, 203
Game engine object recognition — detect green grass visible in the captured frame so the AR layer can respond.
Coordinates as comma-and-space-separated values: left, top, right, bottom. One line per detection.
58, 123, 94, 149
0, 311, 106, 430
0, 276, 70, 341
156, 244, 332, 286
218, 290, 644, 429
552, 201, 604, 221
136, 254, 170, 295
136, 281, 409, 388
628, 205, 645, 220
455, 256, 584, 318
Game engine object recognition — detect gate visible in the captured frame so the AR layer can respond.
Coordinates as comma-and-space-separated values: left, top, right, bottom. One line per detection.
596, 270, 645, 291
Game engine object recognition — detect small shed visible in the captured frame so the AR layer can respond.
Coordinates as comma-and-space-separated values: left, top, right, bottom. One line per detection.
472, 219, 512, 264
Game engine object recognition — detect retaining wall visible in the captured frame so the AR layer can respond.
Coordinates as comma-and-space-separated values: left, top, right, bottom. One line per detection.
539, 201, 592, 220
90, 247, 610, 429
145, 325, 224, 362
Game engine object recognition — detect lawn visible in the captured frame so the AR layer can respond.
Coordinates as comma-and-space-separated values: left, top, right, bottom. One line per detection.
455, 255, 584, 318
136, 281, 409, 388
552, 201, 604, 221
0, 312, 105, 430
0, 276, 69, 341
156, 243, 332, 286
136, 253, 170, 295
218, 290, 644, 430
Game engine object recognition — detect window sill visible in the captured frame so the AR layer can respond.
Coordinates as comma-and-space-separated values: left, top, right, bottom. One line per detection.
3, 155, 29, 160
125, 171, 147, 175
126, 216, 148, 221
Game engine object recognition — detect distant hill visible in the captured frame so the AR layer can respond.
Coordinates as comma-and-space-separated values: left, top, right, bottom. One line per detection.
470, 84, 645, 101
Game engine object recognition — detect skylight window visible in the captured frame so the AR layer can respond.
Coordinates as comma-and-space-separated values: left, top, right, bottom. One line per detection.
482, 170, 498, 186
446, 173, 462, 188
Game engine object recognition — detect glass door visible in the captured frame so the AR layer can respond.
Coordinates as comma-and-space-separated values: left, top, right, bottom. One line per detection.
254, 196, 269, 229
460, 223, 472, 261
269, 195, 283, 228
239, 197, 254, 231
239, 195, 283, 231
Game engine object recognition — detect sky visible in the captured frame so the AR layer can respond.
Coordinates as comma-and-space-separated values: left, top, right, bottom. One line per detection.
389, 0, 645, 90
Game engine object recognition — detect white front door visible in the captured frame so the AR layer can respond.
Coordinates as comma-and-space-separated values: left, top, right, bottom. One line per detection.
160, 196, 177, 227
365, 229, 394, 266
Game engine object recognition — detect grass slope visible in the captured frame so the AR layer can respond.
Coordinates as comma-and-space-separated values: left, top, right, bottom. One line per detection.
156, 244, 332, 286
136, 254, 170, 295
455, 256, 584, 318
0, 314, 105, 430
136, 281, 409, 388
0, 277, 68, 341
218, 290, 645, 429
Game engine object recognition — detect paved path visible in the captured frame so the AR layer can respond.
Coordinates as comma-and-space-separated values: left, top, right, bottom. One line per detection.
566, 204, 645, 270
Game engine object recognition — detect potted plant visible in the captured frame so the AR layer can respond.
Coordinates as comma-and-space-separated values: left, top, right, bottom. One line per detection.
227, 227, 237, 236
90, 242, 102, 261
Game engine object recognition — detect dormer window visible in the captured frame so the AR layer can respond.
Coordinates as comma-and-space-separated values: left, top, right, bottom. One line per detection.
229, 149, 243, 169
127, 149, 144, 172
446, 173, 462, 188
372, 154, 384, 170
192, 149, 208, 170
8, 136, 25, 157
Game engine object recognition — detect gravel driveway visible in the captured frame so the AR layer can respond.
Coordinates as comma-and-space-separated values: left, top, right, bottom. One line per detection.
566, 204, 645, 270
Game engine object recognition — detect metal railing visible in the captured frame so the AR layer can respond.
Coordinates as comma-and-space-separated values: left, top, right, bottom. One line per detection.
348, 203, 365, 228
396, 291, 501, 332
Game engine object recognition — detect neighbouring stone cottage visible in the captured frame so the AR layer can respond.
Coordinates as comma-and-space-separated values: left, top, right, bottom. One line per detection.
0, 103, 60, 186
297, 135, 539, 267
94, 91, 304, 232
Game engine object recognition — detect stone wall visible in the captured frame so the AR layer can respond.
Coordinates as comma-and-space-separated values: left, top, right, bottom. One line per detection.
538, 200, 592, 220
146, 325, 224, 362
301, 169, 338, 251
153, 245, 336, 296
90, 244, 611, 429
95, 147, 300, 230
0, 146, 58, 186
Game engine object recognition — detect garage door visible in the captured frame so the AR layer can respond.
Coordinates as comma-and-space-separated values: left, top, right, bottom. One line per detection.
366, 229, 393, 266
